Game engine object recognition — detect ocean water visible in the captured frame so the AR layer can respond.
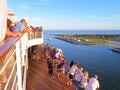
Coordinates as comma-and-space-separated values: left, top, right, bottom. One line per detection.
44, 30, 120, 34
44, 30, 120, 90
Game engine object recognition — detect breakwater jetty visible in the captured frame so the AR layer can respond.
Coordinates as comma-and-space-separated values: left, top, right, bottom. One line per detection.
55, 34, 120, 45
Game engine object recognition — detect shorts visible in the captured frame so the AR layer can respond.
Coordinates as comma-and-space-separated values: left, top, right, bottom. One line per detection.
48, 69, 53, 74
75, 81, 80, 86
52, 56, 56, 59
57, 68, 62, 72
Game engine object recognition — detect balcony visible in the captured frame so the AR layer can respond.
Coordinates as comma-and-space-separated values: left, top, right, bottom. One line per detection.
0, 30, 43, 90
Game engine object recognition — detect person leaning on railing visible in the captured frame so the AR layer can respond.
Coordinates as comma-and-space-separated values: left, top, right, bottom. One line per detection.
0, 19, 21, 89
5, 19, 21, 39
12, 19, 31, 40
13, 19, 31, 33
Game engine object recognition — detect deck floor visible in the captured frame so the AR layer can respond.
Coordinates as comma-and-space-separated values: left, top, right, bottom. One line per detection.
26, 59, 76, 90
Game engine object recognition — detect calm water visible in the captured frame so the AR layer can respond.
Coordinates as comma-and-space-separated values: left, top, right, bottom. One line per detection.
44, 30, 120, 90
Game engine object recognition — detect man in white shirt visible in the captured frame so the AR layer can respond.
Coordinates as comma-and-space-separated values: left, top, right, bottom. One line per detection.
75, 67, 83, 89
86, 75, 100, 90
75, 67, 83, 82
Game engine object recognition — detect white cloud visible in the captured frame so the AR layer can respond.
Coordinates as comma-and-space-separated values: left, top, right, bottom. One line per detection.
8, 8, 14, 12
20, 5, 29, 10
23, 17, 42, 26
88, 16, 112, 20
31, 2, 39, 5
31, 0, 52, 6
29, 17, 41, 22
88, 15, 120, 20
89, 16, 97, 19
23, 17, 41, 22
32, 2, 47, 6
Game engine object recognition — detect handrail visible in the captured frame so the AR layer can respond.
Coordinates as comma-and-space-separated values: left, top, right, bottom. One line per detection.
0, 35, 23, 59
29, 30, 42, 40
0, 30, 43, 90
0, 31, 43, 60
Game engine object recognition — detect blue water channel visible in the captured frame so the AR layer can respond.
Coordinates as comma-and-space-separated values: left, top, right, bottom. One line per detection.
43, 30, 120, 90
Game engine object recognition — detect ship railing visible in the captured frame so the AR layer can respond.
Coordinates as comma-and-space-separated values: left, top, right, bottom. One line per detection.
29, 30, 43, 39
0, 30, 43, 90
27, 30, 44, 47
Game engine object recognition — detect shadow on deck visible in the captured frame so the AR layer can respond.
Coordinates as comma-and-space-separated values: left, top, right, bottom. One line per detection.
26, 59, 76, 90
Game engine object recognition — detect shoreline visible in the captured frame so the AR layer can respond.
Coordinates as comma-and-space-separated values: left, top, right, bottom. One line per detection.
55, 34, 120, 46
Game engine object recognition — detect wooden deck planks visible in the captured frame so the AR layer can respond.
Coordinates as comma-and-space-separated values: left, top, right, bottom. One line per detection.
26, 60, 76, 90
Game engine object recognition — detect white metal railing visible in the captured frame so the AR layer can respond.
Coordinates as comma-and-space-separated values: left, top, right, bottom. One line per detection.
4, 61, 16, 90
28, 31, 43, 47
11, 73, 17, 90
0, 30, 43, 90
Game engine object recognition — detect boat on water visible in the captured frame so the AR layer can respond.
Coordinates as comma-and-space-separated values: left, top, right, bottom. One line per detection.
111, 47, 120, 53
49, 37, 52, 41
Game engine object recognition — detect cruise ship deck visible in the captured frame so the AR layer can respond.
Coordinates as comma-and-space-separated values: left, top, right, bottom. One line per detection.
26, 59, 76, 90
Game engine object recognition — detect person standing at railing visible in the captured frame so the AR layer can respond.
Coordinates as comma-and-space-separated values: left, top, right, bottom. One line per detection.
80, 71, 89, 90
47, 58, 54, 78
75, 67, 84, 90
86, 75, 100, 90
67, 62, 78, 86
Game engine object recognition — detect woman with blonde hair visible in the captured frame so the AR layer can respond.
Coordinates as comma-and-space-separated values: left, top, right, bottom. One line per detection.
80, 71, 89, 90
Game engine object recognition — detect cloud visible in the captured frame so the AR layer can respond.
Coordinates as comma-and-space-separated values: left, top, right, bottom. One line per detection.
8, 8, 14, 12
31, 2, 47, 6
23, 17, 42, 26
31, 2, 40, 5
31, 0, 52, 6
88, 16, 112, 20
29, 17, 41, 22
20, 5, 30, 10
89, 16, 97, 19
88, 15, 120, 20
24, 17, 41, 22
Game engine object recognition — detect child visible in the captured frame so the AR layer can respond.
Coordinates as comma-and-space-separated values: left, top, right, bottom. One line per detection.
47, 58, 53, 78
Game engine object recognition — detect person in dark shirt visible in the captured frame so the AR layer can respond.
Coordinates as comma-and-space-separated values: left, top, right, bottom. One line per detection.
47, 58, 53, 78
70, 60, 74, 68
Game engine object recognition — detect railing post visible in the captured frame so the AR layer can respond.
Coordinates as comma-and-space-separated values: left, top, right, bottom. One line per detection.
21, 33, 28, 66
15, 41, 22, 90
21, 33, 28, 90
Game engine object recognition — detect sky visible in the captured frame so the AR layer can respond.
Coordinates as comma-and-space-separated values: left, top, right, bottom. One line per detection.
7, 0, 120, 30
